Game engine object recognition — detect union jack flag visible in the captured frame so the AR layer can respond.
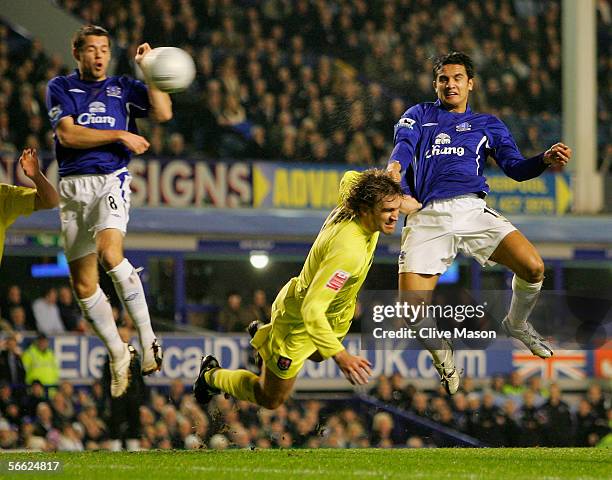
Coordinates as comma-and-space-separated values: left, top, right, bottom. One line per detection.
512, 350, 587, 379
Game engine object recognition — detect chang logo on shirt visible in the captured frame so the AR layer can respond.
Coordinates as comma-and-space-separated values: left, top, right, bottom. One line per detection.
76, 101, 116, 127
434, 133, 451, 145
426, 133, 465, 158
88, 101, 106, 113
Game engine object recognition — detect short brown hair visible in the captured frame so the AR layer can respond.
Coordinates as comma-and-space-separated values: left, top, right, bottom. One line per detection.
333, 169, 402, 224
72, 25, 111, 51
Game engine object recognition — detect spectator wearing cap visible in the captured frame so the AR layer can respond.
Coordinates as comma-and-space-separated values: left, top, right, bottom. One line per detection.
21, 333, 59, 387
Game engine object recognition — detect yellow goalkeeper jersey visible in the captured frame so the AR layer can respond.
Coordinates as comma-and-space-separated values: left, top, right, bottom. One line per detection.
273, 171, 379, 359
0, 184, 36, 264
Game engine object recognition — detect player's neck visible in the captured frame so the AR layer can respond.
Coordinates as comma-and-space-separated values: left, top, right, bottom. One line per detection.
356, 215, 376, 235
442, 102, 468, 114
78, 69, 107, 82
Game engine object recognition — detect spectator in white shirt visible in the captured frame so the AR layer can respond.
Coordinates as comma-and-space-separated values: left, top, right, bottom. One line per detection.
32, 287, 65, 335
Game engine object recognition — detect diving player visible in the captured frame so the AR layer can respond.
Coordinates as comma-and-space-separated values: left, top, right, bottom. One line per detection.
194, 169, 421, 409
45, 25, 172, 397
388, 52, 571, 394
1, 148, 59, 265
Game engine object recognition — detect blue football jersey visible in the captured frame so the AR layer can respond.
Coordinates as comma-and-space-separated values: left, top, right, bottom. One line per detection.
46, 70, 150, 177
389, 100, 547, 206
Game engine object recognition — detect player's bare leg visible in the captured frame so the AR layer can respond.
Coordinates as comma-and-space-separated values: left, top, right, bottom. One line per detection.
70, 253, 131, 397
399, 272, 460, 394
254, 366, 297, 409
194, 355, 296, 409
489, 230, 552, 358
97, 228, 163, 374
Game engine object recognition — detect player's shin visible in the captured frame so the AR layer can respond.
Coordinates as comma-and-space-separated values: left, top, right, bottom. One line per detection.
507, 274, 542, 329
205, 368, 258, 404
413, 315, 451, 363
107, 259, 156, 348
77, 285, 124, 360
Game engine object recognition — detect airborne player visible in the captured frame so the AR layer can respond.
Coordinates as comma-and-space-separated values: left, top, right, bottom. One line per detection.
46, 25, 172, 397
388, 52, 571, 394
194, 169, 421, 409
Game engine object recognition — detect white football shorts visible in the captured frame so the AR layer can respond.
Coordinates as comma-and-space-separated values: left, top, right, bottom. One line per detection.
59, 168, 132, 262
399, 194, 517, 275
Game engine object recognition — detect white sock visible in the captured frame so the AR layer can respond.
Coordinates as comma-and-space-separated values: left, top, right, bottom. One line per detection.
431, 348, 453, 366
507, 274, 543, 329
78, 286, 124, 360
107, 259, 156, 349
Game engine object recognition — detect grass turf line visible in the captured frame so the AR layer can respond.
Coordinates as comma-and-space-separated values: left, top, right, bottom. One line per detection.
0, 448, 610, 480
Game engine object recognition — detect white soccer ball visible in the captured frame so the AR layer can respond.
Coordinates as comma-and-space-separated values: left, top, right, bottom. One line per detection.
141, 47, 196, 93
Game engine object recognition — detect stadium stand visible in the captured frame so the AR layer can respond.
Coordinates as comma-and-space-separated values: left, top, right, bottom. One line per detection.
0, 354, 610, 450
0, 0, 609, 454
0, 0, 608, 166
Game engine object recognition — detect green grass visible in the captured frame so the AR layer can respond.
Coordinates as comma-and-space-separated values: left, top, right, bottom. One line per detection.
0, 448, 610, 480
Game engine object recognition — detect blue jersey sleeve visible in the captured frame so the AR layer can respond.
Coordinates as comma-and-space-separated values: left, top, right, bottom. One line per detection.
389, 105, 422, 169
46, 78, 76, 129
389, 104, 422, 196
125, 78, 150, 119
487, 116, 547, 181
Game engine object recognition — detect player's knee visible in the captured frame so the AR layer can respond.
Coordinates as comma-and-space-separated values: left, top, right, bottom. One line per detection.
72, 279, 97, 299
98, 248, 124, 271
522, 257, 545, 283
263, 396, 285, 410
258, 392, 285, 410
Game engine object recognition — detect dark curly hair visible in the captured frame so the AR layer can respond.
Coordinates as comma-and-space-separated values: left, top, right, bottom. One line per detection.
332, 169, 402, 224
432, 51, 475, 80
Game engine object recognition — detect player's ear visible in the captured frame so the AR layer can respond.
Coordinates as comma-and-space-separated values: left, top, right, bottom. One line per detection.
72, 48, 80, 62
468, 78, 474, 91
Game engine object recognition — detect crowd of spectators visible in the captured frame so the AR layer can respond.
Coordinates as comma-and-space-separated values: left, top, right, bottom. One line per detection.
0, 0, 609, 170
0, 332, 609, 452
371, 373, 612, 447
0, 284, 87, 337
0, 282, 273, 334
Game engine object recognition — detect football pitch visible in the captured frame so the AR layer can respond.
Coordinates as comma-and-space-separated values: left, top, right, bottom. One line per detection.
1, 448, 611, 480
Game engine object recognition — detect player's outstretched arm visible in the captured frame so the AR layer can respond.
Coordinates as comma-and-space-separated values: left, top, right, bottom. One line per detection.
55, 117, 150, 154
543, 142, 572, 168
135, 43, 173, 123
19, 148, 59, 210
387, 161, 421, 213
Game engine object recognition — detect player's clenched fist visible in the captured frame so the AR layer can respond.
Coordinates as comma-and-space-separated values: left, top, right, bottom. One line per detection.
135, 42, 152, 65
333, 349, 373, 385
387, 160, 402, 182
400, 195, 422, 214
19, 148, 42, 179
118, 131, 150, 155
544, 142, 572, 167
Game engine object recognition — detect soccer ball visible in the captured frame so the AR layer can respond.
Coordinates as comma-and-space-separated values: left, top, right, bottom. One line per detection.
141, 47, 196, 93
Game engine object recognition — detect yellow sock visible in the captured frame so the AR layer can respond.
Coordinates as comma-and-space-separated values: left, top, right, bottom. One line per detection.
205, 368, 258, 404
